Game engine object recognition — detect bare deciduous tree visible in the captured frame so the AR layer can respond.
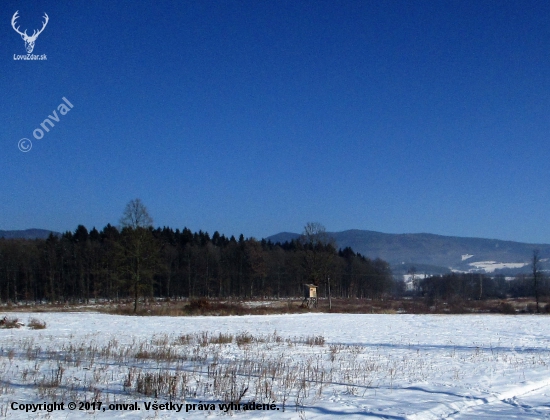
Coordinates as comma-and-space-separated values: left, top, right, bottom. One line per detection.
301, 222, 330, 248
120, 198, 153, 229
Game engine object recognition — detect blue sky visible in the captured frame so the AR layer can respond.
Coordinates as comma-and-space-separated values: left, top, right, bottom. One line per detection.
2, 0, 550, 243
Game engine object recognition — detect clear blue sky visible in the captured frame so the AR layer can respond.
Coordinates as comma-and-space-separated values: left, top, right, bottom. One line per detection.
2, 0, 550, 243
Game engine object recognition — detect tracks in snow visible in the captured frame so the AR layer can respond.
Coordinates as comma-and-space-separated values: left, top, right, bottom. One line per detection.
406, 378, 550, 420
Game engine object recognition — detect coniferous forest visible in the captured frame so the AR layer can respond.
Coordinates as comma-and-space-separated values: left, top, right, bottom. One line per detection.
0, 223, 393, 306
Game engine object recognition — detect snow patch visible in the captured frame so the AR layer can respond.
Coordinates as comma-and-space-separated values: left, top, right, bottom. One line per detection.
403, 274, 427, 282
461, 254, 474, 261
468, 261, 528, 273
403, 274, 427, 290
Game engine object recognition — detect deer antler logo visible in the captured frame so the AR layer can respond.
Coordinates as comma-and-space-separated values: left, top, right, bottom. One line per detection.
11, 11, 49, 54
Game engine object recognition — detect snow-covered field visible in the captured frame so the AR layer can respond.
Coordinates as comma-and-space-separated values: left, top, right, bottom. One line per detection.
1, 312, 550, 419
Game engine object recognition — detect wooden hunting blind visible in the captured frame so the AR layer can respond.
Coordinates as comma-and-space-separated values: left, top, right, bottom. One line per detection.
302, 284, 318, 308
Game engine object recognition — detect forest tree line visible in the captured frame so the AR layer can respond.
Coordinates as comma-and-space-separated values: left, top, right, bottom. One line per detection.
0, 224, 393, 306
405, 250, 548, 312
414, 273, 549, 301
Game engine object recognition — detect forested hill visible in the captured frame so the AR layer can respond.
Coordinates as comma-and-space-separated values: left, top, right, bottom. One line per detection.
0, 229, 59, 239
267, 230, 550, 274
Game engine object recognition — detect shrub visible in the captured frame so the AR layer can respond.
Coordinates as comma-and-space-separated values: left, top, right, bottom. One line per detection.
187, 298, 210, 312
304, 335, 325, 346
28, 318, 47, 329
526, 303, 538, 313
499, 302, 516, 314
0, 317, 23, 329
236, 332, 253, 346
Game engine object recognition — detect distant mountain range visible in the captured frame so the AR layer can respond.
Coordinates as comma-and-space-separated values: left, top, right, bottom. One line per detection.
267, 230, 549, 276
0, 229, 59, 240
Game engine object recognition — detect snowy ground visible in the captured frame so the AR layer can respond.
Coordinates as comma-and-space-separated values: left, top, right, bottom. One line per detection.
1, 312, 550, 419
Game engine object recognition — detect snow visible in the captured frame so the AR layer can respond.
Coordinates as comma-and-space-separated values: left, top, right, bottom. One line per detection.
461, 254, 474, 261
1, 312, 550, 419
468, 261, 528, 273
402, 274, 427, 291
403, 274, 427, 282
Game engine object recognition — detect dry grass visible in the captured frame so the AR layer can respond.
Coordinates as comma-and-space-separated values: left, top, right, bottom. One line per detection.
0, 330, 333, 410
96, 298, 308, 317
2, 297, 548, 316
27, 317, 47, 329
1, 325, 550, 414
304, 335, 325, 346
